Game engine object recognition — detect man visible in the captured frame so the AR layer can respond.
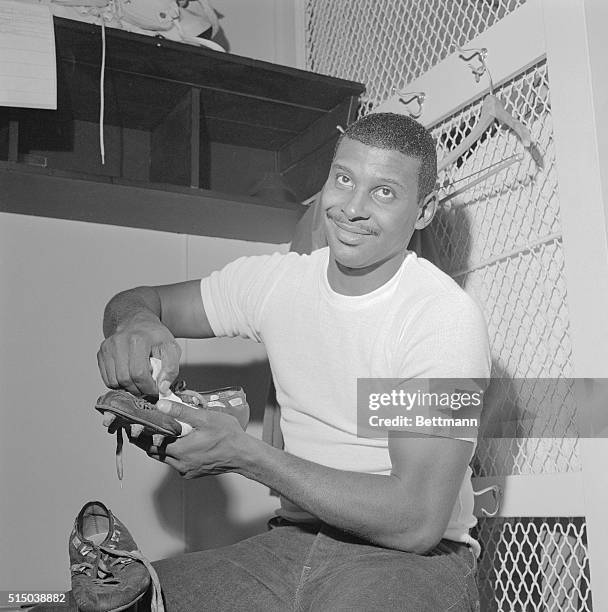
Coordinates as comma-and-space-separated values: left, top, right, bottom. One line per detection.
97, 112, 490, 611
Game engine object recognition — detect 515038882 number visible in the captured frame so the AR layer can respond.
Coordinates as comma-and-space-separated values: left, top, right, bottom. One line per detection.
1, 591, 67, 606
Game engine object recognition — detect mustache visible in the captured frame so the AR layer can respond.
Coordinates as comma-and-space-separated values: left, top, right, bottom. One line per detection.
326, 212, 378, 235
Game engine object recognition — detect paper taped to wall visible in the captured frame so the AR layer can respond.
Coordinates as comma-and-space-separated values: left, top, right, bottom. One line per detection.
0, 0, 56, 109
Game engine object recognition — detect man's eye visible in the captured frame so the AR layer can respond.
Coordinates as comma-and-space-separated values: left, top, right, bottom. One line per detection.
336, 174, 353, 187
374, 187, 394, 201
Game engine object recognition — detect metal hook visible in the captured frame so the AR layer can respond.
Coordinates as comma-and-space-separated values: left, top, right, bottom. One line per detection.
474, 484, 502, 518
457, 46, 495, 94
457, 46, 487, 63
393, 90, 426, 119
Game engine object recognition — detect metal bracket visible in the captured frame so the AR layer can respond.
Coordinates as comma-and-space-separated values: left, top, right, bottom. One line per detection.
457, 46, 494, 93
393, 90, 426, 119
474, 484, 503, 518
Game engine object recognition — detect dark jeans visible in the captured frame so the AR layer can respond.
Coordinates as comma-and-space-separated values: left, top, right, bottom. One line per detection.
34, 519, 479, 611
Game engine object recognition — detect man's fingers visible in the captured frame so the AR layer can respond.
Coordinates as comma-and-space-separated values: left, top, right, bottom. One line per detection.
98, 334, 152, 395
128, 336, 157, 395
158, 342, 181, 390
145, 450, 183, 473
98, 349, 120, 389
143, 444, 183, 471
97, 350, 110, 388
114, 351, 141, 395
129, 434, 175, 465
159, 456, 182, 472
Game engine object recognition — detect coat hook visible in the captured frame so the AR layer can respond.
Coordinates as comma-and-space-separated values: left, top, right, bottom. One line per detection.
393, 90, 426, 119
474, 484, 502, 518
457, 46, 494, 94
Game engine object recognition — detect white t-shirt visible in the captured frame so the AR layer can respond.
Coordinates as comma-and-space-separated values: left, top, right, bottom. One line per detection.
201, 247, 491, 553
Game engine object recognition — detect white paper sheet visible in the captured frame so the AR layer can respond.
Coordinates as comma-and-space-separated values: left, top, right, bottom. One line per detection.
0, 0, 56, 109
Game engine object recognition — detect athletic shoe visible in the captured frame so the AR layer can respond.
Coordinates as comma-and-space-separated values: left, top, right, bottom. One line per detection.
174, 386, 249, 430
95, 390, 183, 437
95, 386, 249, 481
69, 501, 163, 612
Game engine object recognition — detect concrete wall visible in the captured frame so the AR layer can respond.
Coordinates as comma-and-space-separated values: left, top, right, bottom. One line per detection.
0, 211, 286, 591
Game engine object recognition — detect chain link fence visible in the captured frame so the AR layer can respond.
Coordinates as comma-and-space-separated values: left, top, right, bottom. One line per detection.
431, 59, 579, 479
473, 517, 591, 611
305, 0, 527, 116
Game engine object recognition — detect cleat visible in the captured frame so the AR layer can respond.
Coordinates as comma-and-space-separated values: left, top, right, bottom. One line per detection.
69, 501, 163, 612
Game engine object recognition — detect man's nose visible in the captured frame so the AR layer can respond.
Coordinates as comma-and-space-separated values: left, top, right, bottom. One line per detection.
343, 189, 369, 220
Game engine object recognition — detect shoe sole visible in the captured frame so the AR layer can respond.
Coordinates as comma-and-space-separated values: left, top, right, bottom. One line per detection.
95, 402, 181, 437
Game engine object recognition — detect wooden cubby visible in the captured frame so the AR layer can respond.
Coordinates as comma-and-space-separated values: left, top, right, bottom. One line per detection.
0, 17, 364, 242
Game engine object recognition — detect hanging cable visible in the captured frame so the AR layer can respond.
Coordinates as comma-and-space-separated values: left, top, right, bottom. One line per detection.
99, 12, 106, 165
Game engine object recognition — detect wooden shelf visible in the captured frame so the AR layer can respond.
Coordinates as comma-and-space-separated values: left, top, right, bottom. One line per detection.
0, 17, 365, 214
0, 162, 302, 243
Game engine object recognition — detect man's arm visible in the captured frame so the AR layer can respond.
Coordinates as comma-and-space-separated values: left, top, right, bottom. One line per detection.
239, 431, 473, 553
146, 401, 473, 554
98, 280, 213, 395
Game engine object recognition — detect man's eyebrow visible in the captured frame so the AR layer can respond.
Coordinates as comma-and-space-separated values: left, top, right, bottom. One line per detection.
331, 163, 352, 173
375, 176, 406, 188
331, 163, 407, 190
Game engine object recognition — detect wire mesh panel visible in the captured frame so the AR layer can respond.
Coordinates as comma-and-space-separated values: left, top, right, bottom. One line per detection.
473, 517, 591, 612
305, 0, 527, 116
429, 58, 590, 610
430, 59, 579, 478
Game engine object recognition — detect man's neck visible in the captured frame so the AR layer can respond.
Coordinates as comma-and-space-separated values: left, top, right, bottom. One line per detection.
326, 252, 407, 296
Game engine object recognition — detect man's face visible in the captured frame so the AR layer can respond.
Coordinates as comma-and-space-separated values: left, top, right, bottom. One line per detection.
321, 137, 430, 283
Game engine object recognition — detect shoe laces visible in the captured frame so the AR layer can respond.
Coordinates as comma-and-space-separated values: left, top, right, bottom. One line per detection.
116, 426, 125, 482
111, 395, 155, 482
112, 388, 186, 482
72, 546, 164, 612
99, 546, 164, 612
131, 396, 156, 410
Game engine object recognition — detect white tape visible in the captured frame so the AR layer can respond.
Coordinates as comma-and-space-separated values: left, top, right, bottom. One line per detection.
149, 357, 193, 436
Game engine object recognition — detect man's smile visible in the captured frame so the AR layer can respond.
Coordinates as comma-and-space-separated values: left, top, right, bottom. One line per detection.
331, 219, 374, 245
332, 219, 372, 235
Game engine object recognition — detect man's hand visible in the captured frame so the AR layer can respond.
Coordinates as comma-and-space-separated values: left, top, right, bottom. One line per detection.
98, 281, 214, 395
97, 311, 181, 396
132, 400, 246, 478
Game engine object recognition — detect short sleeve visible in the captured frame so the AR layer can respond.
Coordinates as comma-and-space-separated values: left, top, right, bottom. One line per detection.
396, 291, 491, 380
200, 252, 291, 342
394, 292, 491, 441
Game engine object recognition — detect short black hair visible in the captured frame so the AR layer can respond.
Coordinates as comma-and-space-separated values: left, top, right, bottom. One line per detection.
338, 112, 437, 201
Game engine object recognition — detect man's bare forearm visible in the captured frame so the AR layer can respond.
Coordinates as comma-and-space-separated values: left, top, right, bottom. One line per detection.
234, 434, 438, 553
150, 385, 471, 552
103, 287, 163, 338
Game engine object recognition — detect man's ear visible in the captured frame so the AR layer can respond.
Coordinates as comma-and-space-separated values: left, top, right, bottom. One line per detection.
414, 191, 437, 230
